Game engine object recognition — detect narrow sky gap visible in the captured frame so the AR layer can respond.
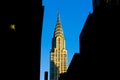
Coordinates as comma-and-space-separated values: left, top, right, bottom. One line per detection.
41, 0, 93, 80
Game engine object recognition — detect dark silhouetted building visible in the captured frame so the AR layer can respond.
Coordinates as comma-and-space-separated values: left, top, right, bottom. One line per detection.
44, 71, 48, 80
59, 0, 120, 80
93, 0, 120, 10
0, 0, 44, 80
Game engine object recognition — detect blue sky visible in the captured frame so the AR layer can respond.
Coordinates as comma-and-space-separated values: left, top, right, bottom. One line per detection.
41, 0, 93, 80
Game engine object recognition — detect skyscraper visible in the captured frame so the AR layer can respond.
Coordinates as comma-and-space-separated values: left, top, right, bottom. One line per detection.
50, 13, 68, 80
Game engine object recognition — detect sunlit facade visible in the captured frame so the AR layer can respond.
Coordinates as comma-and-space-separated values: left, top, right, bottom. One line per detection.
50, 13, 67, 80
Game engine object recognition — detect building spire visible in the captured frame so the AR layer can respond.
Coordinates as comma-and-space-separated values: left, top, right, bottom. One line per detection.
57, 11, 61, 25
54, 11, 64, 37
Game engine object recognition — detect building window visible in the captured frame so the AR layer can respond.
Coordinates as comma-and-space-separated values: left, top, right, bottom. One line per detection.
10, 24, 16, 31
58, 38, 60, 48
106, 0, 111, 3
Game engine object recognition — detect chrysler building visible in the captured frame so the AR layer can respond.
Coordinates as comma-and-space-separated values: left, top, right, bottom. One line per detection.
50, 13, 68, 80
